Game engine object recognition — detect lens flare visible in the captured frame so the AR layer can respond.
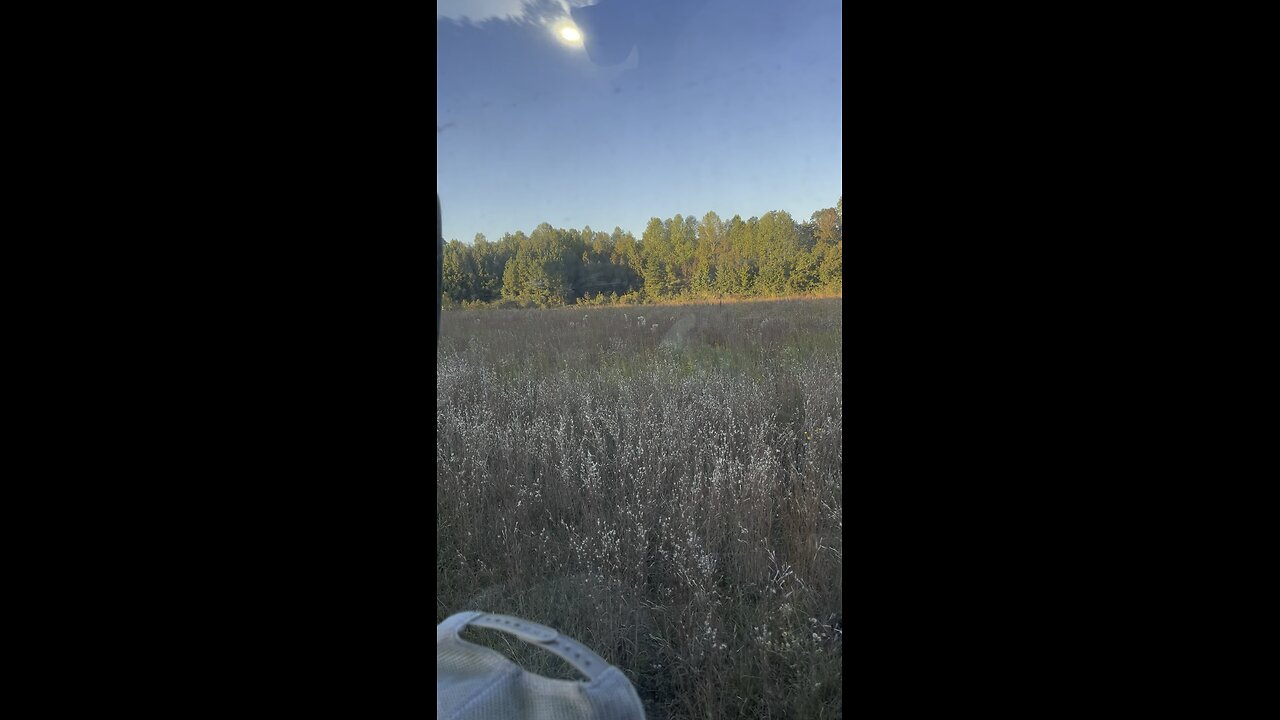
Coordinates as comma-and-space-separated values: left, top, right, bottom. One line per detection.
558, 25, 582, 44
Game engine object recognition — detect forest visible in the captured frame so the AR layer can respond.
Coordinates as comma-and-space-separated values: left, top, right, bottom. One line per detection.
442, 199, 841, 308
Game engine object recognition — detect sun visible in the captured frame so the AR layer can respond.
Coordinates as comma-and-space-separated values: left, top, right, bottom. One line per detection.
557, 24, 582, 45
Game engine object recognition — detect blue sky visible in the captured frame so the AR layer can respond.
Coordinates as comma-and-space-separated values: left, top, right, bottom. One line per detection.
437, 0, 841, 243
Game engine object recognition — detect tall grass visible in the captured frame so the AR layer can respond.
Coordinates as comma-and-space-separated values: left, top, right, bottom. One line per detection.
437, 299, 842, 719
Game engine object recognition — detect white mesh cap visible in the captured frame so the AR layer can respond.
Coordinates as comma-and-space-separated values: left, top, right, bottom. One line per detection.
437, 611, 646, 720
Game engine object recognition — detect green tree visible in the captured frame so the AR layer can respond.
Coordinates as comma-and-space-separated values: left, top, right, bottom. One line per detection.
611, 227, 640, 270
812, 207, 840, 245
717, 215, 754, 295
754, 211, 799, 295
691, 211, 723, 295
470, 233, 502, 301
819, 238, 842, 291
640, 217, 671, 298
442, 199, 840, 306
667, 213, 697, 294
608, 227, 643, 296
788, 244, 821, 294
442, 239, 475, 302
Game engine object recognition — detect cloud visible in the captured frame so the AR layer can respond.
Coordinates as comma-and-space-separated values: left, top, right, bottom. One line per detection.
436, 0, 526, 22
436, 0, 592, 24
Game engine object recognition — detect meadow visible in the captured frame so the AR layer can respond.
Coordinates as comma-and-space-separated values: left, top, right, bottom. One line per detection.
436, 298, 843, 719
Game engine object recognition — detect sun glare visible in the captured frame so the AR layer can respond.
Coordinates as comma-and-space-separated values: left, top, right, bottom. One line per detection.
558, 25, 582, 44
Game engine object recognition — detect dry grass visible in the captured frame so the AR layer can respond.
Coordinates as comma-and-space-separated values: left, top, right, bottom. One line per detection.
437, 299, 842, 719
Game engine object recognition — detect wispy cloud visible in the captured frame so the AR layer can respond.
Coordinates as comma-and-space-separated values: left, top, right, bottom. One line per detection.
436, 0, 524, 23
437, 0, 591, 24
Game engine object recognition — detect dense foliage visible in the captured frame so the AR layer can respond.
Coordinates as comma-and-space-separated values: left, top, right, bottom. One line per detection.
443, 200, 842, 308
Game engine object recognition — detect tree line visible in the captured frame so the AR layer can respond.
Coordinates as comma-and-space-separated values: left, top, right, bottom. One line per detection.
442, 199, 841, 308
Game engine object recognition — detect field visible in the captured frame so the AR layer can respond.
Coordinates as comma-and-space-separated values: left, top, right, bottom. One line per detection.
436, 298, 843, 719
